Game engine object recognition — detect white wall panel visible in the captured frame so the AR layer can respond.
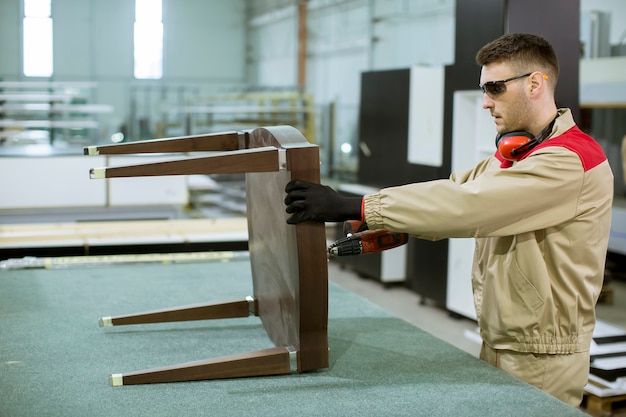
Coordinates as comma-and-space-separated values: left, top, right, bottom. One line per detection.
52, 0, 93, 77
247, 6, 297, 86
408, 65, 445, 167
164, 0, 246, 81
92, 0, 135, 79
371, 0, 455, 69
580, 0, 626, 44
0, 0, 20, 76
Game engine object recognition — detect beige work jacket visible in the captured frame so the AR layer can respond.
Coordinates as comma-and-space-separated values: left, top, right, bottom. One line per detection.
363, 109, 613, 354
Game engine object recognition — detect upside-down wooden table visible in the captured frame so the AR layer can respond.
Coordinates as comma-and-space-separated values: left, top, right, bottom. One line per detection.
84, 126, 329, 386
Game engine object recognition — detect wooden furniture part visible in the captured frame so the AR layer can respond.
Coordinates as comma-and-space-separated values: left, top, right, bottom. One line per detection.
85, 126, 329, 386
583, 392, 626, 417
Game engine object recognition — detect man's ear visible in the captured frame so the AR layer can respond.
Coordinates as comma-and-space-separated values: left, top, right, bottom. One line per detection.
529, 71, 548, 94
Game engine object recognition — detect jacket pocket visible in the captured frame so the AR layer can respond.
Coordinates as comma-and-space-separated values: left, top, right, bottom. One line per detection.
510, 260, 545, 313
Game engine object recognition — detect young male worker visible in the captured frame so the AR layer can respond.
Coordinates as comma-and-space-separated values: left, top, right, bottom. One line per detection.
284, 33, 613, 407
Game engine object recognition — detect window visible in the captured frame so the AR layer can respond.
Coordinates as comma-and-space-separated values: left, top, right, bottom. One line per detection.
23, 0, 53, 77
134, 0, 163, 79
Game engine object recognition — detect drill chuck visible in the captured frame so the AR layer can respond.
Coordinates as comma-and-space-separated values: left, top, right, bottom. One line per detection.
328, 236, 363, 256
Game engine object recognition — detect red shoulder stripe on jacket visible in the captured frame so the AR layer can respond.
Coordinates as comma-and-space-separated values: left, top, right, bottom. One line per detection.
531, 126, 607, 171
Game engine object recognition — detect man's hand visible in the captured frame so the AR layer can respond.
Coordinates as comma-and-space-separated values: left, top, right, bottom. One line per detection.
284, 180, 362, 224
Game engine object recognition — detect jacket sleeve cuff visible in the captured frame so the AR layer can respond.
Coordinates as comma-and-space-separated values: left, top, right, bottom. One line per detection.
362, 194, 384, 229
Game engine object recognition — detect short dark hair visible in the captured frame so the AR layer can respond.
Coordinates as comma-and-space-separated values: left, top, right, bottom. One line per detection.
475, 33, 559, 82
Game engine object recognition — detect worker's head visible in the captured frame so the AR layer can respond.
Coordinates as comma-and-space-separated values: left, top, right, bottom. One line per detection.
475, 33, 559, 136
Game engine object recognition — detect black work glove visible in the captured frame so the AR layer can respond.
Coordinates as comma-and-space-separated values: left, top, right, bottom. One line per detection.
284, 180, 363, 224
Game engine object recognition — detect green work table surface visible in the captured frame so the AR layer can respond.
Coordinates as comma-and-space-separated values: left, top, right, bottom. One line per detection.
0, 258, 587, 417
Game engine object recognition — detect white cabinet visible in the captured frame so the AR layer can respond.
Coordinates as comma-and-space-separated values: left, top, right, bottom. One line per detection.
0, 153, 188, 210
0, 154, 107, 209
445, 90, 497, 320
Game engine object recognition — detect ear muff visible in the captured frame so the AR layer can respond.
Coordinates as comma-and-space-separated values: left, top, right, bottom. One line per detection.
495, 131, 536, 161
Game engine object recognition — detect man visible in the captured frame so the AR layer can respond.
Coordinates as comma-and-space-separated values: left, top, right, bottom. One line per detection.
284, 33, 613, 407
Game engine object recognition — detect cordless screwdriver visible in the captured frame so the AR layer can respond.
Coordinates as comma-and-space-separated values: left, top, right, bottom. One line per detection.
328, 220, 409, 256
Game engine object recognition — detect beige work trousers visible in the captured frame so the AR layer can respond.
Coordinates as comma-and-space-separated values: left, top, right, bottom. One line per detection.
480, 342, 589, 407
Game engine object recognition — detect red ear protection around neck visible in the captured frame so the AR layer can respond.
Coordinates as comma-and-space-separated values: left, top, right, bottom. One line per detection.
495, 116, 558, 162
496, 131, 536, 161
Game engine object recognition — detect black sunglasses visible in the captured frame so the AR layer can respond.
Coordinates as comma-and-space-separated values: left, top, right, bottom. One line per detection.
479, 72, 532, 96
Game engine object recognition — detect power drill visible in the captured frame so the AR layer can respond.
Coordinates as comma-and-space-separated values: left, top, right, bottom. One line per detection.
328, 220, 409, 256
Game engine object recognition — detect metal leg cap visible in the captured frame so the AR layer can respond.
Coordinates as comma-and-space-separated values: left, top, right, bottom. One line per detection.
99, 317, 113, 327
109, 373, 124, 387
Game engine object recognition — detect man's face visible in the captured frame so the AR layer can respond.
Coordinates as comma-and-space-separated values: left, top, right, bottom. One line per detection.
479, 62, 532, 134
